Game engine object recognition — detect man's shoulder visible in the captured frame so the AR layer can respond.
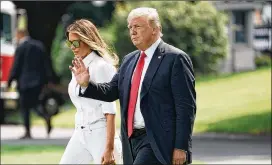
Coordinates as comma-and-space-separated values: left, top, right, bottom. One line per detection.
162, 42, 194, 68
163, 42, 186, 55
121, 50, 140, 63
28, 38, 44, 49
125, 50, 140, 59
163, 42, 191, 60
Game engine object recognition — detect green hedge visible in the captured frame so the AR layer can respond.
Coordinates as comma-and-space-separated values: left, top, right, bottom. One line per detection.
255, 54, 271, 68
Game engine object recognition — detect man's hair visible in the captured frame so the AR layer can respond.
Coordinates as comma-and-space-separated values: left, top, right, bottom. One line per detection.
66, 19, 119, 66
127, 7, 163, 37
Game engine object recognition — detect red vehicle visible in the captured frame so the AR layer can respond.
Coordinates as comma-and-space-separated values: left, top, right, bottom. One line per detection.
1, 1, 19, 119
1, 1, 64, 123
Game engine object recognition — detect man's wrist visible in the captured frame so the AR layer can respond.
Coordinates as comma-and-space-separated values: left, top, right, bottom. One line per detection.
175, 148, 187, 153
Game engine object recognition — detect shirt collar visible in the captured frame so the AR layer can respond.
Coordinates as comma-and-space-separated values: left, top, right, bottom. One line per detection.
141, 38, 161, 58
18, 36, 30, 45
82, 51, 96, 66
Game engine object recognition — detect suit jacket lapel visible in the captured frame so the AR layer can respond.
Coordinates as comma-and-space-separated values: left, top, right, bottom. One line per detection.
140, 41, 165, 100
121, 51, 140, 123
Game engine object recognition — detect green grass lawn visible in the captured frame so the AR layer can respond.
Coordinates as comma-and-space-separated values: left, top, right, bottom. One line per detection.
1, 145, 64, 164
8, 67, 271, 135
1, 145, 204, 164
194, 67, 271, 134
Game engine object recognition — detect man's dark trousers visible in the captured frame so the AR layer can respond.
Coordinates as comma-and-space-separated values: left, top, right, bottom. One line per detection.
130, 128, 163, 165
19, 86, 43, 134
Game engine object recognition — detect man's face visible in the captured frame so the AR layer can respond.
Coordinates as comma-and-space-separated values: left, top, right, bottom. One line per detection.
16, 31, 22, 43
128, 16, 154, 50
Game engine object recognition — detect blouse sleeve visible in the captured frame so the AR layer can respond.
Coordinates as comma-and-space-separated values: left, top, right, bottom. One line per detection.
93, 61, 117, 114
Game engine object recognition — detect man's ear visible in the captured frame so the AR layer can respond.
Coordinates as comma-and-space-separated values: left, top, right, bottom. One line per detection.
152, 27, 157, 35
158, 26, 162, 34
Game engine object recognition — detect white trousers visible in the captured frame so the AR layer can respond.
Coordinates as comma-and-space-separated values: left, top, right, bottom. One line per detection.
59, 121, 122, 164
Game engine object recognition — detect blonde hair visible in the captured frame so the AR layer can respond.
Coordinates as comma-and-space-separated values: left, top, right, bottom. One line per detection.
127, 7, 163, 37
66, 19, 119, 66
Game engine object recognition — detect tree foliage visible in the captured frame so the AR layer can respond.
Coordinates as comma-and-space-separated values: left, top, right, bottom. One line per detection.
51, 2, 116, 82
51, 24, 74, 83
105, 1, 228, 74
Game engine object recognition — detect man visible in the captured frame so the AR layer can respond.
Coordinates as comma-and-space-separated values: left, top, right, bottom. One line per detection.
70, 7, 196, 165
8, 29, 52, 139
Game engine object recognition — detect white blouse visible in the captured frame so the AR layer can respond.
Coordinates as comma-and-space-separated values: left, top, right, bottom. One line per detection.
68, 51, 117, 126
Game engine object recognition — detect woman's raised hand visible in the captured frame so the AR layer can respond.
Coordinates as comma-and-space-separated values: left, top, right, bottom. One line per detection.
69, 57, 90, 87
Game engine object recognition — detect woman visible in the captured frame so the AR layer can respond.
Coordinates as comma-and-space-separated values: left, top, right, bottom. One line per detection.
59, 19, 122, 164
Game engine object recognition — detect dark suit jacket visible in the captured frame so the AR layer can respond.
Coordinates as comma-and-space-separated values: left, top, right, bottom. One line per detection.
8, 37, 51, 91
80, 41, 196, 164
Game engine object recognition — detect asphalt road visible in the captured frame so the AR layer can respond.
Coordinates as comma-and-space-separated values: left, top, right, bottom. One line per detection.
192, 138, 271, 164
1, 125, 271, 164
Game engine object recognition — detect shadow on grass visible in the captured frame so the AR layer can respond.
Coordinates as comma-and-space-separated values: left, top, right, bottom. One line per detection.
204, 110, 271, 135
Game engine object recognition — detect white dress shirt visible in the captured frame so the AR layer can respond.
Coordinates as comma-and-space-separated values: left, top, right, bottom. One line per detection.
133, 38, 161, 129
69, 51, 117, 126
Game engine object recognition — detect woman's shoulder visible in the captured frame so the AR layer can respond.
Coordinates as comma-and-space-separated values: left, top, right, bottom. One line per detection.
94, 53, 115, 67
89, 55, 115, 73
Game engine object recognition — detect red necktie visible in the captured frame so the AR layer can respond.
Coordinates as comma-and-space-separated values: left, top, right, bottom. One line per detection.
127, 52, 146, 137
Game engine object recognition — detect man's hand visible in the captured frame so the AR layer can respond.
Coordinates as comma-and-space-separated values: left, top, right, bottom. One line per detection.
69, 57, 90, 87
172, 148, 187, 165
101, 149, 115, 165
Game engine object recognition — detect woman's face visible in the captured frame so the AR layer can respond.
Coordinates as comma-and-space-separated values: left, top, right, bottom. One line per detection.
67, 32, 90, 58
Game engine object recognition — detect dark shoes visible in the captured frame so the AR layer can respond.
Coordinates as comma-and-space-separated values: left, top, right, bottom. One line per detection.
19, 115, 52, 140
20, 133, 32, 139
45, 116, 52, 137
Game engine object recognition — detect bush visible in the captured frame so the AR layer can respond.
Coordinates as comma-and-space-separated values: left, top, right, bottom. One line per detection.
255, 54, 271, 68
51, 23, 73, 84
103, 1, 228, 74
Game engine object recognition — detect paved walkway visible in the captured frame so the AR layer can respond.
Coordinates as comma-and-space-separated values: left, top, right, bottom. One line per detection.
2, 125, 270, 141
1, 125, 74, 140
1, 125, 271, 164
